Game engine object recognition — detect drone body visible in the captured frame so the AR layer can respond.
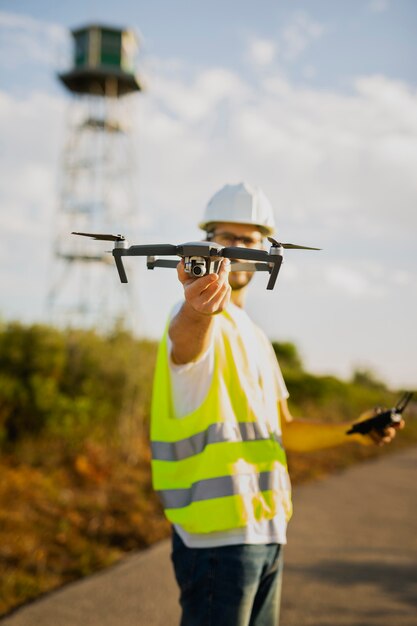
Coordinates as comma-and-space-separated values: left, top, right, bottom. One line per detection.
71, 232, 320, 290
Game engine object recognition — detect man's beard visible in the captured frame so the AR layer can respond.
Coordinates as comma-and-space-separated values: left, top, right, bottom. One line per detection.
229, 271, 254, 291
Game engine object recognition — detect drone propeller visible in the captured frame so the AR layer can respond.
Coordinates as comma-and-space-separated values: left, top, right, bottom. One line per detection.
267, 237, 321, 251
72, 231, 125, 242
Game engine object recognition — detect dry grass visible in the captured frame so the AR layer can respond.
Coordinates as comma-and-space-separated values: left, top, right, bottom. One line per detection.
0, 437, 169, 616
1, 422, 416, 617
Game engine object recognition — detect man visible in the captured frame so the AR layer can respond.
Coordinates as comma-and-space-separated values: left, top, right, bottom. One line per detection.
150, 182, 403, 626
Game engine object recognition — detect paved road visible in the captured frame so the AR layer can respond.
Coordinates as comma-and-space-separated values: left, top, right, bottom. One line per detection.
2, 447, 417, 626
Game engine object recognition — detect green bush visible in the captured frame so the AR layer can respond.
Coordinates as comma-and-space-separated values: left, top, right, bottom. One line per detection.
271, 341, 303, 372
271, 340, 398, 422
0, 322, 157, 445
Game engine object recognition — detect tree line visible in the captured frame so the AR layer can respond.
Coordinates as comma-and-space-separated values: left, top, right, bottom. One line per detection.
0, 321, 398, 448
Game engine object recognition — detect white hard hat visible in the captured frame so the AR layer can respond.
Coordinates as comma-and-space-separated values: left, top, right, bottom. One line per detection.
199, 182, 276, 235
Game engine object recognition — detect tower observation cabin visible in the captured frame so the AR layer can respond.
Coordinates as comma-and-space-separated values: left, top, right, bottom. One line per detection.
59, 24, 142, 97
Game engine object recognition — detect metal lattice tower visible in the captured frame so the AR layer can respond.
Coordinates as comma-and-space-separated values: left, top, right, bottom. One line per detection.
48, 24, 142, 330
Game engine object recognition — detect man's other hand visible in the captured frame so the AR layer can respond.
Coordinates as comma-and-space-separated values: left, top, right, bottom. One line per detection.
355, 408, 405, 446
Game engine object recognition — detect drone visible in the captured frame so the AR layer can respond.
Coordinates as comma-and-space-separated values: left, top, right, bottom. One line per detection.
71, 232, 321, 290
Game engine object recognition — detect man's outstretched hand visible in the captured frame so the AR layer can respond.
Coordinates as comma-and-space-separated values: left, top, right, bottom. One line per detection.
354, 408, 405, 446
177, 257, 231, 316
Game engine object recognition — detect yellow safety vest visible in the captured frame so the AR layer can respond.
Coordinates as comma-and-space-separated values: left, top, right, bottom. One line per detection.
151, 309, 292, 534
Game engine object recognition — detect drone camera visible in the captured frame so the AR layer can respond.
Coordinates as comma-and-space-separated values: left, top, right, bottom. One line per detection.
192, 264, 206, 277
185, 256, 207, 277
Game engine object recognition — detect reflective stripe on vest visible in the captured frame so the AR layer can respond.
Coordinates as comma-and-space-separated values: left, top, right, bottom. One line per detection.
151, 422, 283, 462
157, 469, 285, 509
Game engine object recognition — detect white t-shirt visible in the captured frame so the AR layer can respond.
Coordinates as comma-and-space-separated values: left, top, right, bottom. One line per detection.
167, 302, 290, 548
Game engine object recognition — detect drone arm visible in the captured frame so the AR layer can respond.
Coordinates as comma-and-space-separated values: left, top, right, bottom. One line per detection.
230, 261, 271, 272
147, 258, 179, 270
128, 243, 179, 256
221, 247, 269, 262
112, 249, 128, 283
266, 257, 283, 290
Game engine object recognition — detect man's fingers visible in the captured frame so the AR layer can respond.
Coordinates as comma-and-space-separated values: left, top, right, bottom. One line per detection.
188, 260, 231, 314
200, 279, 231, 310
181, 270, 220, 301
381, 427, 396, 444
187, 274, 219, 298
214, 283, 232, 312
218, 257, 231, 275
202, 260, 231, 304
369, 424, 398, 446
176, 259, 187, 281
183, 259, 229, 298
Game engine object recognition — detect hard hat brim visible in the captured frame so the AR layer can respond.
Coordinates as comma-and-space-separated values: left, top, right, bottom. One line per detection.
199, 220, 275, 236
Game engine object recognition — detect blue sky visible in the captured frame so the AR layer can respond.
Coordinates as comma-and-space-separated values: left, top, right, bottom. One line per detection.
1, 0, 416, 388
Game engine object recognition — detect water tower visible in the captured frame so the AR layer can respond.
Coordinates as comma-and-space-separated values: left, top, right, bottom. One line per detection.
48, 24, 142, 329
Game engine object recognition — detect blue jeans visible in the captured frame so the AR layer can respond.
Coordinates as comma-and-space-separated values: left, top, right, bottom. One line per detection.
171, 530, 283, 626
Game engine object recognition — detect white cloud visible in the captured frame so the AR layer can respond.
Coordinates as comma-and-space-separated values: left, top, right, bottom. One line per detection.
0, 88, 66, 312
369, 0, 390, 13
281, 11, 325, 61
391, 271, 412, 287
247, 37, 277, 67
302, 65, 317, 80
325, 266, 384, 298
0, 11, 67, 69
0, 11, 62, 35
354, 74, 417, 127
149, 67, 249, 123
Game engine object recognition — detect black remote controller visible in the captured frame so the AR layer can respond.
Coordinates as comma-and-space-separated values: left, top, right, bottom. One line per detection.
346, 392, 413, 436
